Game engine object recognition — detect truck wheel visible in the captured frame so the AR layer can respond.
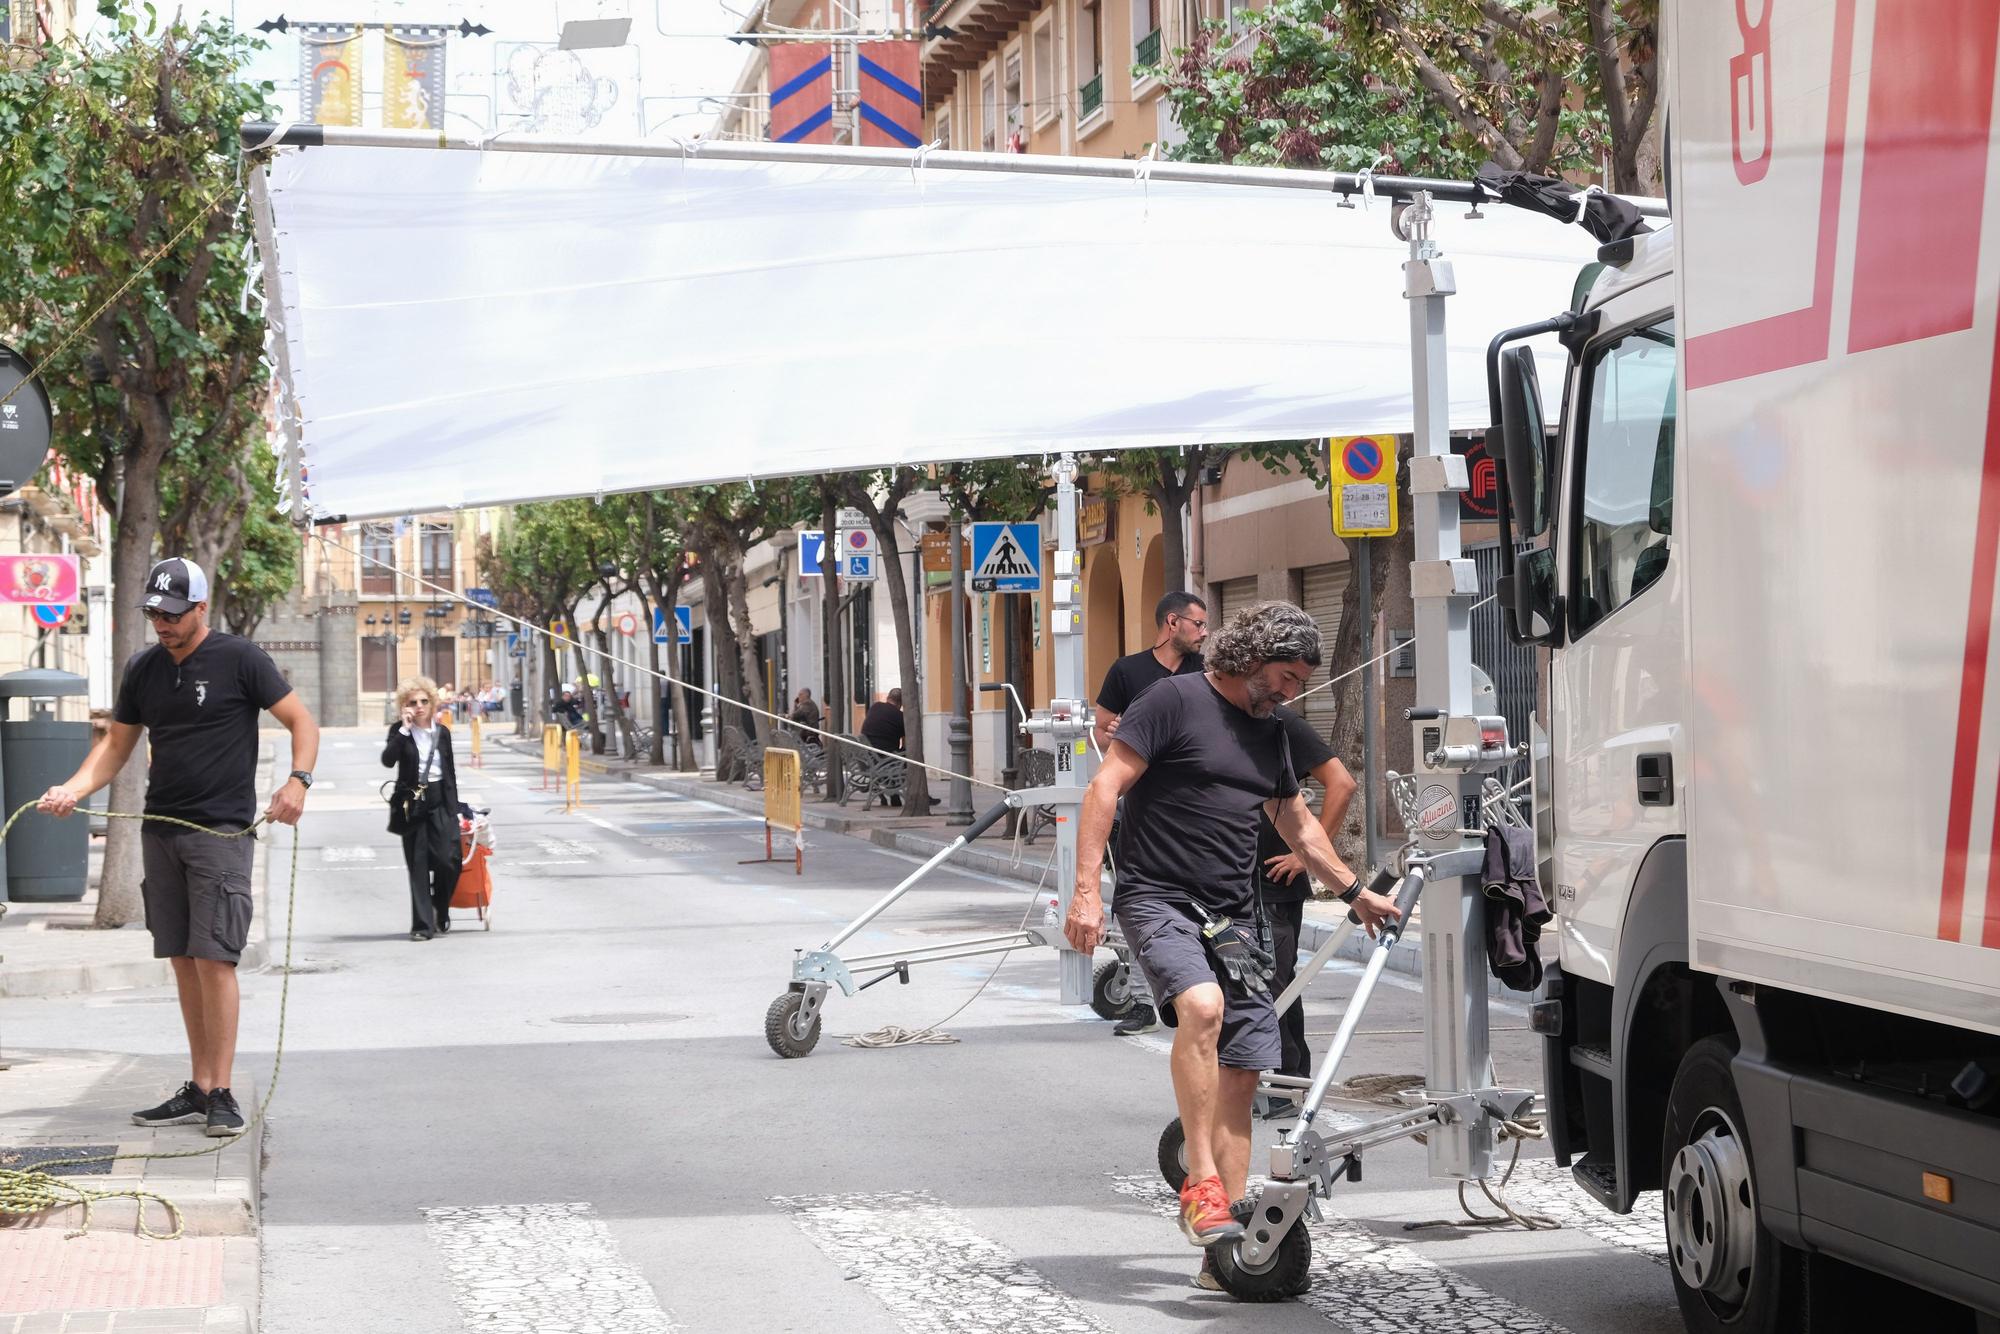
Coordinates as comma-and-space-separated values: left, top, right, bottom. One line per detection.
1662, 1037, 1801, 1333
1091, 959, 1135, 1020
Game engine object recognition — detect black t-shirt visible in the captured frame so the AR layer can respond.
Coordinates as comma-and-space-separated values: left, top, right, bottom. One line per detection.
1096, 648, 1205, 717
1256, 706, 1338, 903
860, 701, 905, 750
113, 632, 293, 829
1111, 672, 1298, 918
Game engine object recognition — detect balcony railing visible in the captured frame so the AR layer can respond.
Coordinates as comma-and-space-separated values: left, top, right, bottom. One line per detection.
1134, 28, 1161, 67
1079, 73, 1104, 118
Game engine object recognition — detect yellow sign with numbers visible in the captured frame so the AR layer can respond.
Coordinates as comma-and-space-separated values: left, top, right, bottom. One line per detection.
1329, 435, 1399, 539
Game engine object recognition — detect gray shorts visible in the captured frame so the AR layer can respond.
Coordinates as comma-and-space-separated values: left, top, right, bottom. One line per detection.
1113, 895, 1279, 1071
141, 826, 256, 964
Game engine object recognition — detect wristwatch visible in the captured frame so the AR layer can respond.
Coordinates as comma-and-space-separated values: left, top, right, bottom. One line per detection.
289, 770, 314, 789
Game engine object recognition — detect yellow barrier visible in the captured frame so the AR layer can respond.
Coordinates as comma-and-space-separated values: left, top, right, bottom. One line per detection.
565, 731, 583, 812
542, 725, 562, 790
739, 747, 804, 875
469, 714, 483, 768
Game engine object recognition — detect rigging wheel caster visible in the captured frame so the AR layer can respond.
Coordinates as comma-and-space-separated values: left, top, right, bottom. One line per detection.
1091, 958, 1136, 1020
1158, 1117, 1189, 1192
765, 989, 822, 1059
1210, 1214, 1312, 1302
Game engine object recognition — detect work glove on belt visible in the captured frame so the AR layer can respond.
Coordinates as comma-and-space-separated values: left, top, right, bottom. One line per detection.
1198, 911, 1276, 998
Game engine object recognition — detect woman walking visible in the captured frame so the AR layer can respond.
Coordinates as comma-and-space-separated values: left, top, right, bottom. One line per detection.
383, 676, 462, 940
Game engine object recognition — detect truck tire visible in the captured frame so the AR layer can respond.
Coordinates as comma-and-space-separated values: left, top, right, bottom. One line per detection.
1662, 1037, 1801, 1334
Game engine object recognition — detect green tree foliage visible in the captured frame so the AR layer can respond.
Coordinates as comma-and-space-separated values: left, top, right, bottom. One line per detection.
0, 10, 282, 925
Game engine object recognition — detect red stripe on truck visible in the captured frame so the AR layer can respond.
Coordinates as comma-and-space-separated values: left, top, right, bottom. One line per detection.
1847, 2, 2000, 354
1947, 322, 2000, 943
1683, 0, 1856, 391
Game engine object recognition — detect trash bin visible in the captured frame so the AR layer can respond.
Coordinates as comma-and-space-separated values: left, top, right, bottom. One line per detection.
0, 668, 91, 903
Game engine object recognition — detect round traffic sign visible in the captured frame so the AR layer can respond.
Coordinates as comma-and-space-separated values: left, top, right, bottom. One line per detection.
31, 603, 71, 628
847, 530, 871, 550
615, 612, 639, 637
1342, 436, 1386, 482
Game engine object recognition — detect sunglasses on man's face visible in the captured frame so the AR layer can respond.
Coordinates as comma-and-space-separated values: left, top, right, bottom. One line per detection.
143, 607, 188, 625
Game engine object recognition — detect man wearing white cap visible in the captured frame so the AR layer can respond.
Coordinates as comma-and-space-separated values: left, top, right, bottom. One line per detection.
38, 557, 319, 1137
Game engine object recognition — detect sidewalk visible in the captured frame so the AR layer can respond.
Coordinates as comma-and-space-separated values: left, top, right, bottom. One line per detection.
499, 733, 1424, 978
0, 1054, 262, 1333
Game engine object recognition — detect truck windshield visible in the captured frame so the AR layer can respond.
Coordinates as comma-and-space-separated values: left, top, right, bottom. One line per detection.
1572, 316, 1677, 635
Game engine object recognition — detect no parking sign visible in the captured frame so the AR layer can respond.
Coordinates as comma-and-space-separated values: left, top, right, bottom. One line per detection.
1329, 435, 1398, 538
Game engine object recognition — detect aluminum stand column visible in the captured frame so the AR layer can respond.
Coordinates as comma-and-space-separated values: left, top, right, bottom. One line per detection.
1051, 453, 1090, 1005
1403, 192, 1494, 1181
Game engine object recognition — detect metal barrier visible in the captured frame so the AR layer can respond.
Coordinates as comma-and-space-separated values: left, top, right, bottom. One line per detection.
740, 747, 804, 875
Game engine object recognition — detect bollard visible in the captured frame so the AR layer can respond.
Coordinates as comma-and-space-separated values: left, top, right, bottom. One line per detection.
470, 714, 483, 768
565, 731, 582, 812
542, 724, 561, 791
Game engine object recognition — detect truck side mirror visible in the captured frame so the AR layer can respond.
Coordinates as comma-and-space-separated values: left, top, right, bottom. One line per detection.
1497, 345, 1549, 538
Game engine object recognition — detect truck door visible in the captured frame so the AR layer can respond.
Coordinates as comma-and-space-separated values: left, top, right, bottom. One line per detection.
1549, 304, 1682, 983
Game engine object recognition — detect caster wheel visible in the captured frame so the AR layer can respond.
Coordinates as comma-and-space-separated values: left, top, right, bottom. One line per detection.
1158, 1117, 1188, 1192
765, 990, 821, 1058
1211, 1214, 1312, 1302
1091, 959, 1135, 1021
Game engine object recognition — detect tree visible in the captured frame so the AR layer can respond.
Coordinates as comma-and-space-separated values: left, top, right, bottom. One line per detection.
1151, 0, 1659, 193
1097, 444, 1323, 594
838, 468, 934, 813
161, 441, 299, 638
0, 11, 277, 926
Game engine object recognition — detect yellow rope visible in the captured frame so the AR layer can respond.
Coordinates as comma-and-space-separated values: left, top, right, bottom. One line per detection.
0, 805, 299, 1240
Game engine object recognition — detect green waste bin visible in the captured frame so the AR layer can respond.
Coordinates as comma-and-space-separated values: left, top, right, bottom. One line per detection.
0, 668, 90, 903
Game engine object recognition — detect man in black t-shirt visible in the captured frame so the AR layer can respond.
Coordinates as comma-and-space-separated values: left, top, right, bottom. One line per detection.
39, 558, 318, 1139
1090, 591, 1208, 752
1065, 601, 1399, 1265
1257, 705, 1357, 1082
1093, 592, 1208, 1035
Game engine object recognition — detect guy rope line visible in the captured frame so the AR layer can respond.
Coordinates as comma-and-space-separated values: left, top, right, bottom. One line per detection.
0, 805, 300, 1241
311, 530, 1015, 794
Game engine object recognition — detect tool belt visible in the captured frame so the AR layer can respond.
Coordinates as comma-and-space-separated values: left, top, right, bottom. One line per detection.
1195, 903, 1277, 999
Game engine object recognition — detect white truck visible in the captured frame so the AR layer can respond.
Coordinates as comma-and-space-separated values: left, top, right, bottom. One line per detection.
1487, 4, 2000, 1330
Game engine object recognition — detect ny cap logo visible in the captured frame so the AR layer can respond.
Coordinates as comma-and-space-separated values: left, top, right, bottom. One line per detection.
154, 571, 172, 591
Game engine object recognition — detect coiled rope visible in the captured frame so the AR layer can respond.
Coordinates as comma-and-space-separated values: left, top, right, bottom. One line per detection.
0, 804, 299, 1240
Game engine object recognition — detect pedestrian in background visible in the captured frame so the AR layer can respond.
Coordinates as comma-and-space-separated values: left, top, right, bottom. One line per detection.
860, 687, 905, 754
383, 676, 461, 941
39, 557, 318, 1138
789, 687, 823, 734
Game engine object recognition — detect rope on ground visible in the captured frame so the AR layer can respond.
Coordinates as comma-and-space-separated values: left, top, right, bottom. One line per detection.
0, 804, 300, 1241
841, 847, 1058, 1049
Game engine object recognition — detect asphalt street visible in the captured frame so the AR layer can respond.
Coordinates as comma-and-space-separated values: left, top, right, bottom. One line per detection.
2, 726, 1683, 1332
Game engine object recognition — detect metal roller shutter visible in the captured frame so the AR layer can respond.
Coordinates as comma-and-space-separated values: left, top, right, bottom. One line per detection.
1299, 563, 1348, 740
1213, 576, 1257, 628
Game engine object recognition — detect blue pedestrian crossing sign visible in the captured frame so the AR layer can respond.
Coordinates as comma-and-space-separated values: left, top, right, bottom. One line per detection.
507, 632, 526, 658
654, 606, 693, 645
970, 522, 1041, 593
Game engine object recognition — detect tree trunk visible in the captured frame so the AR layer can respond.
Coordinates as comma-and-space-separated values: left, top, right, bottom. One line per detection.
94, 453, 163, 928
592, 584, 635, 757
703, 553, 747, 780
723, 546, 771, 748
538, 607, 562, 731
662, 575, 696, 771
1152, 469, 1193, 598
873, 513, 930, 812
568, 599, 603, 755
635, 584, 666, 766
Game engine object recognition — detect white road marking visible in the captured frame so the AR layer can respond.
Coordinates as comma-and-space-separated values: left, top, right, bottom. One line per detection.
1107, 1174, 1575, 1333
422, 1202, 678, 1333
320, 846, 377, 863
581, 814, 634, 836
773, 1191, 1111, 1333
510, 859, 588, 867
535, 837, 596, 858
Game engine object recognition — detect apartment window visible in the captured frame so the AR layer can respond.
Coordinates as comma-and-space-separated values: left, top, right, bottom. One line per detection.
1032, 19, 1056, 127
1003, 48, 1024, 148
1132, 0, 1161, 65
981, 66, 999, 151
360, 522, 395, 595
935, 105, 952, 149
421, 635, 457, 686
360, 636, 396, 694
1078, 0, 1105, 117
420, 521, 454, 591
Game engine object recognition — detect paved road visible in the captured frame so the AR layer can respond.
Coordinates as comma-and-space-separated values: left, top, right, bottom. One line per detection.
8, 726, 1683, 1333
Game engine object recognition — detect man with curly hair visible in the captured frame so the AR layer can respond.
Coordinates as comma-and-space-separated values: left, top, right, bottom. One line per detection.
1064, 600, 1400, 1287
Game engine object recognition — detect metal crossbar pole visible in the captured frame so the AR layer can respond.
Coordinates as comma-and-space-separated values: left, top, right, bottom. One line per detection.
238, 122, 1668, 217
820, 798, 1013, 953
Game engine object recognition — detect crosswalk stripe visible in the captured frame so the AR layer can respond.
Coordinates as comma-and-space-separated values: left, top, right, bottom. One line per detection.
422, 1203, 679, 1333
773, 1190, 1113, 1333
1107, 1174, 1576, 1333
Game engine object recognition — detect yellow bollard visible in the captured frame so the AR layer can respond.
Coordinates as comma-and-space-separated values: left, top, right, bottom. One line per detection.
565, 731, 582, 812
542, 724, 561, 791
470, 714, 483, 768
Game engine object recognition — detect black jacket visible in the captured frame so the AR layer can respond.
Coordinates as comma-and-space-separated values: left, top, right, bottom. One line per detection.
381, 722, 461, 834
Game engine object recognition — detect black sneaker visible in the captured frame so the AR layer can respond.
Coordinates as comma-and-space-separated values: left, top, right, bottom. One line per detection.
1113, 1005, 1161, 1037
132, 1080, 208, 1127
204, 1087, 245, 1137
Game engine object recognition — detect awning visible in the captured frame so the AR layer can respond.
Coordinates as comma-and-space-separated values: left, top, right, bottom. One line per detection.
247, 129, 1607, 519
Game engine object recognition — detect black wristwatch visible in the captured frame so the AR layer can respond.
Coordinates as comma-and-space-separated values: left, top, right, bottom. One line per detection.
289, 769, 314, 790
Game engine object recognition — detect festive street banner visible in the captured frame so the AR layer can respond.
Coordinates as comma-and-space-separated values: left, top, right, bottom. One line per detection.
857, 43, 923, 148
300, 25, 363, 127
767, 43, 833, 144
385, 27, 449, 130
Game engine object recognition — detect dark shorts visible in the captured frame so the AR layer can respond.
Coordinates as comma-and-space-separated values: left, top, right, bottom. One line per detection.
1113, 895, 1279, 1071
141, 826, 256, 965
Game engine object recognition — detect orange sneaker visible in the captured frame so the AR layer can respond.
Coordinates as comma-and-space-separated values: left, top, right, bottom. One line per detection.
1177, 1174, 1245, 1248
